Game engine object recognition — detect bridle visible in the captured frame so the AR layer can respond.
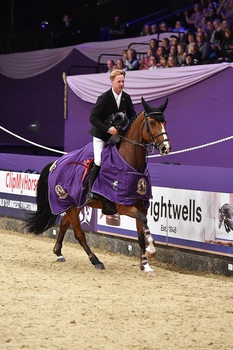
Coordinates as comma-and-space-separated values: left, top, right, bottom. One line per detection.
120, 111, 170, 154
143, 111, 170, 152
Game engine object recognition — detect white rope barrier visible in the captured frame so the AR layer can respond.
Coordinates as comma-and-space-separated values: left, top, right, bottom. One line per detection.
147, 135, 233, 158
0, 126, 67, 155
1, 125, 233, 158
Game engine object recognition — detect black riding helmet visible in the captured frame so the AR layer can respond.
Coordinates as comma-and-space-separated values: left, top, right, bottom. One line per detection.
108, 112, 128, 130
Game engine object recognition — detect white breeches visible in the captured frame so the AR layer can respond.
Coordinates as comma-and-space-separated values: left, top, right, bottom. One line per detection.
93, 135, 120, 166
93, 137, 105, 166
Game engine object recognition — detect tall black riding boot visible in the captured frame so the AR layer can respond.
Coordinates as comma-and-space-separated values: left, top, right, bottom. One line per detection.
86, 163, 101, 202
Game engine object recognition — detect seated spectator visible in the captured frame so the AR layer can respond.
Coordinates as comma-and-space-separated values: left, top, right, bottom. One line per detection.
148, 55, 159, 69
217, 26, 233, 60
161, 38, 170, 54
122, 49, 128, 65
140, 24, 151, 36
158, 55, 169, 68
151, 23, 159, 35
170, 44, 178, 56
189, 41, 202, 63
202, 4, 209, 17
169, 35, 180, 46
206, 6, 218, 22
124, 48, 140, 71
196, 27, 207, 38
106, 59, 115, 73
109, 16, 125, 40
184, 3, 203, 30
216, 0, 229, 21
196, 31, 214, 62
225, 0, 233, 27
56, 14, 79, 47
221, 19, 231, 29
182, 31, 196, 48
197, 16, 209, 37
159, 21, 172, 32
61, 14, 74, 29
213, 17, 222, 33
177, 42, 187, 65
149, 38, 159, 54
116, 58, 125, 70
167, 54, 180, 67
182, 53, 196, 66
206, 20, 215, 41
156, 45, 166, 60
209, 18, 222, 53
139, 48, 154, 70
173, 20, 186, 33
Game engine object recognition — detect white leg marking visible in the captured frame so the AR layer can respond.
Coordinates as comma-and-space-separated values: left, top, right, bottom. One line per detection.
144, 263, 153, 272
146, 236, 156, 255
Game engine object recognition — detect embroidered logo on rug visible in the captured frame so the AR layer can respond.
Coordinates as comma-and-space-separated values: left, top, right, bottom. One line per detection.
55, 184, 68, 199
136, 178, 147, 195
49, 161, 57, 173
112, 180, 119, 191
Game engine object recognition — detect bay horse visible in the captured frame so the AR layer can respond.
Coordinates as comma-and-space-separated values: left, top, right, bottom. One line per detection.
24, 97, 171, 276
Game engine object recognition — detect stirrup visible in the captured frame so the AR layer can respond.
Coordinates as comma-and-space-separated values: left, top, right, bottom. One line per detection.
86, 191, 99, 202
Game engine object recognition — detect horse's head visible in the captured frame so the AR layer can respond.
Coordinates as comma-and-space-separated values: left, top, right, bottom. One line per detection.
141, 97, 171, 155
218, 204, 233, 232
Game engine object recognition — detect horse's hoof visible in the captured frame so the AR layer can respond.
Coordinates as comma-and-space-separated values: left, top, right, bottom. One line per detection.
145, 270, 155, 277
94, 263, 105, 270
56, 255, 66, 262
143, 263, 155, 277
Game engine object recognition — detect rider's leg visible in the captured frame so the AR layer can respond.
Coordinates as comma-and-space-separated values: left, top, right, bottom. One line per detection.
86, 137, 104, 201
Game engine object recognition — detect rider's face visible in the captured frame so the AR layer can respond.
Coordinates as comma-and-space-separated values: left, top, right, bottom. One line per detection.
111, 74, 125, 94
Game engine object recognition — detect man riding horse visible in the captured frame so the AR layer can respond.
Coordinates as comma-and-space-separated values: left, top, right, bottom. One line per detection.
87, 69, 136, 201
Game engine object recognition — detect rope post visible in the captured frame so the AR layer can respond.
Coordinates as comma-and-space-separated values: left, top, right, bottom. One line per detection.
62, 72, 67, 119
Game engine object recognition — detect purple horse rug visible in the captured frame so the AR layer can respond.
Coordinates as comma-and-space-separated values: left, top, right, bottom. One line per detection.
48, 142, 152, 215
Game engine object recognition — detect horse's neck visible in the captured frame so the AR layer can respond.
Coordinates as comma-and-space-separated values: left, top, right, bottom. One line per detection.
118, 113, 147, 172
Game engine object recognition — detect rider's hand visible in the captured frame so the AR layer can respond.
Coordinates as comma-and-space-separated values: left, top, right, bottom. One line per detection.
108, 126, 119, 135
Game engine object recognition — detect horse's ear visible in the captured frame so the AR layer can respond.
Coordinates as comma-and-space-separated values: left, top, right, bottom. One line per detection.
158, 98, 168, 112
141, 97, 151, 111
141, 97, 148, 110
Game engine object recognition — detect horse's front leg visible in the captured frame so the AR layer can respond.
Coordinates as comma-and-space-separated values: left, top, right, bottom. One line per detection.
66, 206, 105, 270
117, 203, 155, 277
136, 213, 156, 277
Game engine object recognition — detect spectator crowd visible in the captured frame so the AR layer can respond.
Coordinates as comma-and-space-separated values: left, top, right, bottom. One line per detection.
105, 0, 233, 71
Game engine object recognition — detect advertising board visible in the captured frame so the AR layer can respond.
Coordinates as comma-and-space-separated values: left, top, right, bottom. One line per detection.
97, 187, 233, 256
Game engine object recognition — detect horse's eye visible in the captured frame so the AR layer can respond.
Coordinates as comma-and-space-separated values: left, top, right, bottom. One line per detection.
149, 120, 155, 126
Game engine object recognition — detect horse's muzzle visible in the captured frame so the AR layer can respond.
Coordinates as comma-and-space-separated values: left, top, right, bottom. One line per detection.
160, 142, 171, 155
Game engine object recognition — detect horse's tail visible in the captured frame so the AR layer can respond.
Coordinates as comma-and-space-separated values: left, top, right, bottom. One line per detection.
24, 162, 59, 235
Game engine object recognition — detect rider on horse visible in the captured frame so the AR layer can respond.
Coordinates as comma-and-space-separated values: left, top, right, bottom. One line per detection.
86, 69, 137, 201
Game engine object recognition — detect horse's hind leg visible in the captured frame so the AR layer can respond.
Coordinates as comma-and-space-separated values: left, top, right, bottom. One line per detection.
65, 207, 105, 270
53, 213, 71, 262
